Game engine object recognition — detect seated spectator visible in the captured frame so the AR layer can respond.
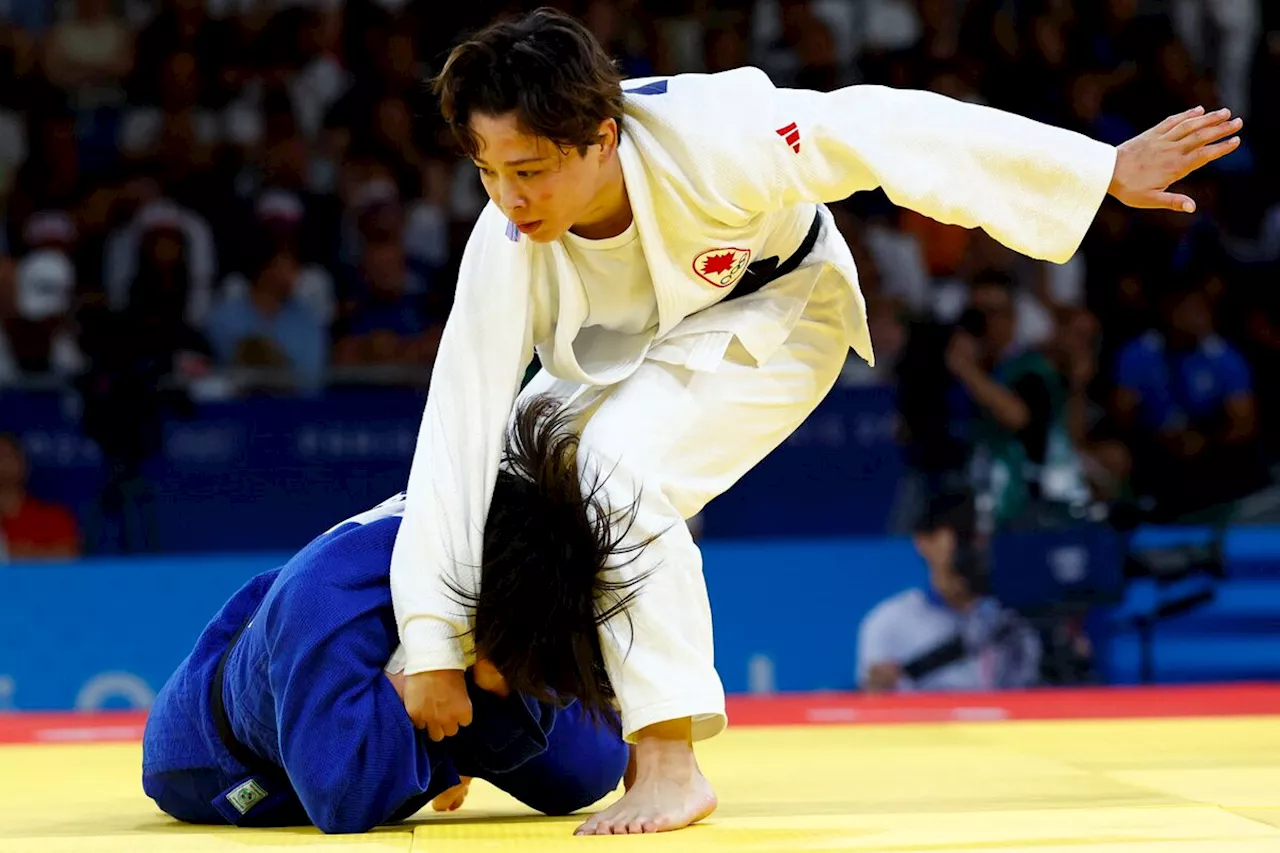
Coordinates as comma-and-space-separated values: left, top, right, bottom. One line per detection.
43, 0, 133, 103
205, 243, 328, 392
6, 109, 86, 252
43, 0, 134, 174
857, 494, 1041, 693
1114, 275, 1266, 519
219, 189, 336, 325
0, 249, 84, 381
118, 51, 219, 163
334, 238, 439, 369
104, 198, 216, 328
0, 433, 80, 561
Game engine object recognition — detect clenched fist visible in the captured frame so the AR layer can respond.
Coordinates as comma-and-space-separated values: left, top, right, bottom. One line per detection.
403, 669, 472, 741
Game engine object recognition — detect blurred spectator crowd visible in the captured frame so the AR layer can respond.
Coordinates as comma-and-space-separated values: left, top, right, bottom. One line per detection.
0, 0, 1278, 551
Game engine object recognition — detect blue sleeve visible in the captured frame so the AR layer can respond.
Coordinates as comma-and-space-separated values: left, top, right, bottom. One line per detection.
856, 601, 898, 685
1216, 347, 1252, 397
259, 552, 440, 834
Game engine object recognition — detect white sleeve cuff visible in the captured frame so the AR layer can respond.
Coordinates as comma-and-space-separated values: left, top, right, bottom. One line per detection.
400, 615, 468, 674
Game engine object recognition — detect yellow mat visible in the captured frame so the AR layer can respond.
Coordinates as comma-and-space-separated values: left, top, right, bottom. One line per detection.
2, 716, 1279, 852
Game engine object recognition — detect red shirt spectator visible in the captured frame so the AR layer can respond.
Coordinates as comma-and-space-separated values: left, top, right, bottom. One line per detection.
0, 433, 80, 560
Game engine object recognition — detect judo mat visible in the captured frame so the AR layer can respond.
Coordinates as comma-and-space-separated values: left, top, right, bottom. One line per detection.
2, 684, 1280, 853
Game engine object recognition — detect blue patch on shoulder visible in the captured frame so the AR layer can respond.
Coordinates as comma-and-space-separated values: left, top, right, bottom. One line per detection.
624, 80, 668, 95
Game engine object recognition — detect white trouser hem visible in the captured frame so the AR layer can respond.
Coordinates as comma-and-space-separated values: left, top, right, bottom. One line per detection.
620, 699, 728, 744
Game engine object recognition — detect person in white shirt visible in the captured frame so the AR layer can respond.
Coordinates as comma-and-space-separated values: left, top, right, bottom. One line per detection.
387, 8, 1243, 836
858, 493, 1041, 694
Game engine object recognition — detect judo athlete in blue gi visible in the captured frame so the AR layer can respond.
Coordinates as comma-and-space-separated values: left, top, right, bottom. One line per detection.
141, 398, 642, 834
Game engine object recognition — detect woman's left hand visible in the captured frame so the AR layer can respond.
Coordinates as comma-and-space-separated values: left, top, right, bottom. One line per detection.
1108, 106, 1243, 213
431, 777, 472, 812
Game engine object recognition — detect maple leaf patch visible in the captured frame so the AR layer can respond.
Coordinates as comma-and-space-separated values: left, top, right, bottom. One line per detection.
692, 247, 752, 288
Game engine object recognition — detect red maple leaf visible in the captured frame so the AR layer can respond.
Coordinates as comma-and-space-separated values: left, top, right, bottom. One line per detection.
701, 252, 737, 276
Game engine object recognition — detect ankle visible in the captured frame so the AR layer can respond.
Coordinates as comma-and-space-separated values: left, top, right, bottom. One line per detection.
631, 722, 699, 780
634, 717, 693, 744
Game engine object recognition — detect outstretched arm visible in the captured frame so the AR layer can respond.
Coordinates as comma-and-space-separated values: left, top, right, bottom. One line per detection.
729, 71, 1241, 262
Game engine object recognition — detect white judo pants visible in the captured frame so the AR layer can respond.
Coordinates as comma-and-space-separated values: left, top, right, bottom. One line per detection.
516, 270, 854, 742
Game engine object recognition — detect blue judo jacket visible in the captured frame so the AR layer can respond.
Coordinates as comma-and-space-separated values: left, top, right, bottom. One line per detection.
141, 495, 628, 833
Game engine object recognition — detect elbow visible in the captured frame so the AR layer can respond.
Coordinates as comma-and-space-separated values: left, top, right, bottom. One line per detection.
314, 815, 378, 836
309, 797, 384, 835
999, 403, 1031, 433
294, 770, 385, 834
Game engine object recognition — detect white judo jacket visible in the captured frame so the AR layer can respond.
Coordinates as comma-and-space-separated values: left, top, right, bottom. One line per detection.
389, 67, 1118, 675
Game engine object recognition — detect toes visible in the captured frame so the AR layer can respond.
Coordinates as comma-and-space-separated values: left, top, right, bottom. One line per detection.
574, 815, 608, 836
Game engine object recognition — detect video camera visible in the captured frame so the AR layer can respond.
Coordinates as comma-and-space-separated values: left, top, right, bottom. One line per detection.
908, 490, 1227, 686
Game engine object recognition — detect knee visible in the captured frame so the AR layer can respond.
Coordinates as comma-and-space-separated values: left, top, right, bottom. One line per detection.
516, 715, 630, 816
526, 751, 628, 816
143, 770, 228, 825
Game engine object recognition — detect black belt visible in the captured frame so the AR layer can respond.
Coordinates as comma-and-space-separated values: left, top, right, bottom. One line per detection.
210, 614, 287, 787
725, 209, 823, 302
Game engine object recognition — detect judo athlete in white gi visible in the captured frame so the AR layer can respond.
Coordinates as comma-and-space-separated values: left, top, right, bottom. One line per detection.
142, 399, 641, 834
388, 8, 1246, 835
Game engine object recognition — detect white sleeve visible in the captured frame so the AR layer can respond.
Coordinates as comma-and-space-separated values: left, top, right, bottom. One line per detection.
390, 208, 535, 674
855, 600, 898, 687
731, 74, 1117, 264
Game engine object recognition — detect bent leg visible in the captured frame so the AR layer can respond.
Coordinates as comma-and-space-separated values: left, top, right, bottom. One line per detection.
144, 768, 233, 826
580, 272, 854, 742
574, 272, 854, 834
481, 703, 629, 816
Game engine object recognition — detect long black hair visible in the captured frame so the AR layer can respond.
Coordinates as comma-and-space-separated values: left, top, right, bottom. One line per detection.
447, 394, 652, 719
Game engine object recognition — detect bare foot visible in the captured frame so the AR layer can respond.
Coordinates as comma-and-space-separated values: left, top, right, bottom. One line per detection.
574, 729, 716, 835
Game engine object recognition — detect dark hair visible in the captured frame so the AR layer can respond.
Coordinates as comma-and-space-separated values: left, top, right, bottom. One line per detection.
969, 268, 1016, 293
915, 491, 977, 539
1159, 262, 1216, 307
447, 394, 651, 720
247, 238, 297, 283
431, 7, 624, 160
